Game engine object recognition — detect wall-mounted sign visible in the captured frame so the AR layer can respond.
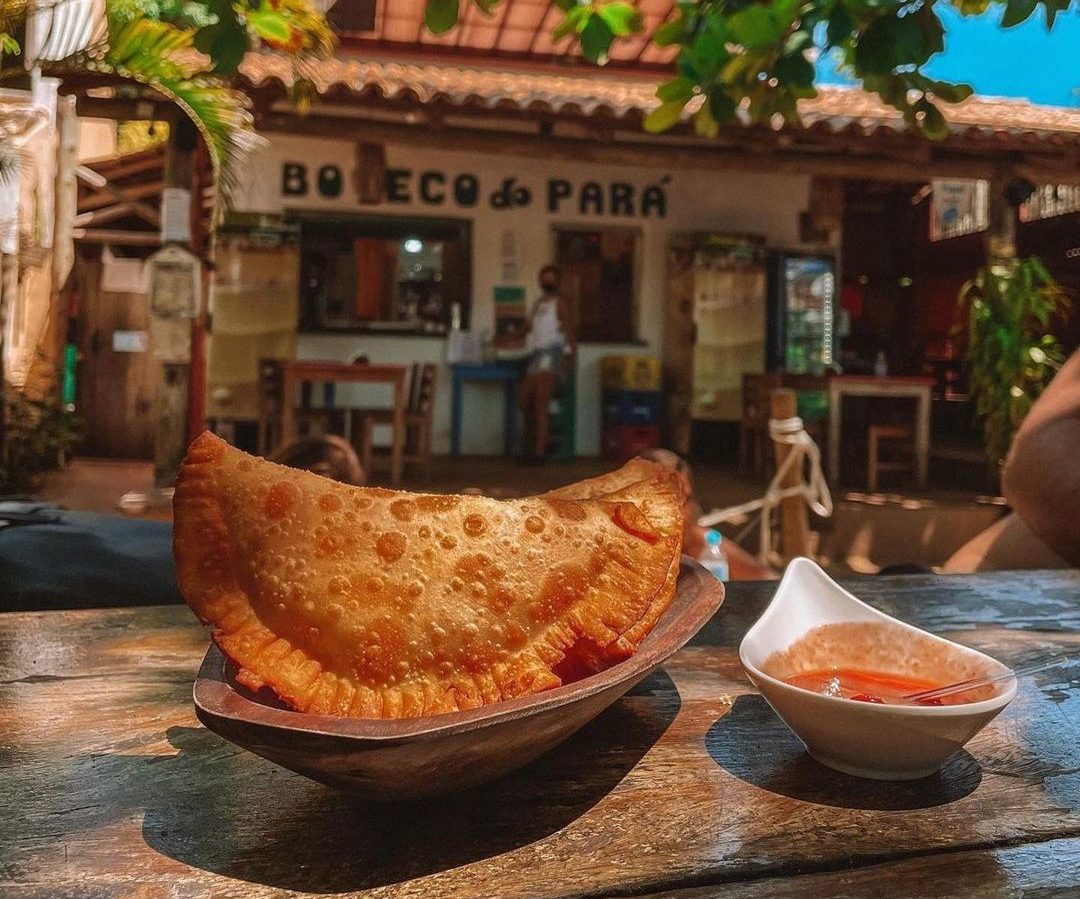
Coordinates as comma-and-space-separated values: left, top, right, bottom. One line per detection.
148, 245, 201, 318
112, 330, 148, 353
931, 179, 988, 241
281, 162, 669, 218
161, 187, 192, 244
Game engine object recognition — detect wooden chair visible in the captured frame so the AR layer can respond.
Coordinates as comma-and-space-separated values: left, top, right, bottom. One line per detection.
257, 357, 367, 455
257, 359, 286, 455
867, 424, 915, 492
356, 363, 437, 480
740, 372, 782, 476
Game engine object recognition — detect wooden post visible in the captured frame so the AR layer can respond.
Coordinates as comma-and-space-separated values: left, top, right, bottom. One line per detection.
53, 96, 78, 291
985, 172, 1018, 263
771, 388, 810, 562
153, 118, 199, 488
0, 253, 15, 467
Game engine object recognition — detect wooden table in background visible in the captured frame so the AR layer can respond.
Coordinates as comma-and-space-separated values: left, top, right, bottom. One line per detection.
3, 571, 1079, 897
279, 360, 408, 486
827, 374, 935, 489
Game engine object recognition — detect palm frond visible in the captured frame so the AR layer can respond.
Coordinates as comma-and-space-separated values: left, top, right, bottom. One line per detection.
0, 141, 19, 185
62, 14, 261, 205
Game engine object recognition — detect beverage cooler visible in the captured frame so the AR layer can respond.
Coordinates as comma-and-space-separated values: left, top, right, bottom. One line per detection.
766, 253, 838, 374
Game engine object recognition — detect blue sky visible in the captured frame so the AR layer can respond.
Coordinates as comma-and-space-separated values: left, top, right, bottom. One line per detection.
817, 7, 1080, 107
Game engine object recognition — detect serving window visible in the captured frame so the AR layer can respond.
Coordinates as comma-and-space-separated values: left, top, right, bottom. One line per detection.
554, 226, 640, 344
297, 214, 471, 334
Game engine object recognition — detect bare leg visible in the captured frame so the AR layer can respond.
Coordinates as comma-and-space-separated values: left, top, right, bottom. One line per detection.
533, 372, 557, 458
519, 373, 536, 458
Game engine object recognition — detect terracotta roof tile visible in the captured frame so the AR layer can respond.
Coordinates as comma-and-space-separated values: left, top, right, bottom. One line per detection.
238, 54, 1080, 142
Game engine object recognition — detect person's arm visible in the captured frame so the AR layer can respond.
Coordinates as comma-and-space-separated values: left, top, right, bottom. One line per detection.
944, 512, 1070, 573
1001, 350, 1080, 566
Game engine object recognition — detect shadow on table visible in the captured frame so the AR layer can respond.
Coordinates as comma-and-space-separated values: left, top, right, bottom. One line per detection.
136, 668, 680, 893
705, 694, 982, 811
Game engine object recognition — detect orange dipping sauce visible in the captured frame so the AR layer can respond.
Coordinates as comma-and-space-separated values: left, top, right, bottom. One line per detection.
783, 668, 945, 705
762, 622, 998, 706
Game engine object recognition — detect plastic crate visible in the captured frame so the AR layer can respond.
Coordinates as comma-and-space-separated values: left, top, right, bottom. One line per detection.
600, 355, 662, 392
602, 424, 661, 461
602, 389, 664, 426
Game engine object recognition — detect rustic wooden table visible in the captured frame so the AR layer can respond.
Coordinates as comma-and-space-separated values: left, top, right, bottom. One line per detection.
3, 571, 1078, 898
827, 375, 934, 488
279, 361, 409, 486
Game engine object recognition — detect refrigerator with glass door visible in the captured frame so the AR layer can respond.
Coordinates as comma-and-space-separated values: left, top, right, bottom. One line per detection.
766, 253, 838, 375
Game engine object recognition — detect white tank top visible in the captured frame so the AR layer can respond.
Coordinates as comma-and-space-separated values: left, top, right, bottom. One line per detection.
529, 295, 565, 351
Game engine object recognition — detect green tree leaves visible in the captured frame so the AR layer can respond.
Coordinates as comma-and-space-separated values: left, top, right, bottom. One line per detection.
247, 7, 295, 45
1001, 0, 1038, 26
550, 2, 644, 63
729, 6, 781, 49
425, 0, 460, 34
193, 0, 247, 75
644, 97, 689, 132
417, 0, 1065, 140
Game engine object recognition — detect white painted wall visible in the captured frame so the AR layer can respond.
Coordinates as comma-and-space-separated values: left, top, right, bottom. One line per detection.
231, 137, 819, 455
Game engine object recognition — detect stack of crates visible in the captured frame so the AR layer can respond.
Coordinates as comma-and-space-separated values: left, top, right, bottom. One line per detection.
600, 355, 663, 460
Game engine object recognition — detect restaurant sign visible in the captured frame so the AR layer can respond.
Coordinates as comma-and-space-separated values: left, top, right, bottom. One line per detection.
281, 162, 669, 218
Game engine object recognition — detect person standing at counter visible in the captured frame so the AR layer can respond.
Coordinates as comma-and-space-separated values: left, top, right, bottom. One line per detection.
520, 264, 575, 462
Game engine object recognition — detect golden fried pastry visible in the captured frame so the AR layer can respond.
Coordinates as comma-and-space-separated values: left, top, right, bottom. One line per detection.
174, 433, 682, 719
545, 458, 667, 502
546, 458, 682, 677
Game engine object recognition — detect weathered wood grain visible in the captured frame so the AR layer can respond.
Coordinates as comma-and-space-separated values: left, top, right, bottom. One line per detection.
631, 835, 1080, 898
2, 571, 1079, 899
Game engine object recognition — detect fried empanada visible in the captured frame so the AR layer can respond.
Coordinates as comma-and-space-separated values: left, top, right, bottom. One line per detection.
545, 458, 668, 502
545, 459, 684, 677
174, 433, 682, 719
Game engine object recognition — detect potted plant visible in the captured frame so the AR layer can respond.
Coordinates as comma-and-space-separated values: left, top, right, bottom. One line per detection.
957, 256, 1069, 474
0, 386, 82, 495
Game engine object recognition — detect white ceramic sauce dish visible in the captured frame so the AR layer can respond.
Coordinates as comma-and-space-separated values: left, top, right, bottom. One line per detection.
739, 558, 1017, 780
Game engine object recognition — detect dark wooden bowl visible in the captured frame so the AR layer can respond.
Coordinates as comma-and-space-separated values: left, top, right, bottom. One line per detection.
193, 558, 724, 800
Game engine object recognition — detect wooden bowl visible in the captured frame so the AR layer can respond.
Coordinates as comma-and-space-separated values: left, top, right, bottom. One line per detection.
193, 558, 724, 800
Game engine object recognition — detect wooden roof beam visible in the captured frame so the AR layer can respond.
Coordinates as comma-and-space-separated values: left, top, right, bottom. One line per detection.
73, 228, 161, 246
74, 201, 161, 228
88, 153, 165, 182
255, 111, 1078, 184
79, 180, 164, 211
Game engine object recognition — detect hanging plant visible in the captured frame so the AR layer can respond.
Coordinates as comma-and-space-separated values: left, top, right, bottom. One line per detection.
957, 256, 1070, 469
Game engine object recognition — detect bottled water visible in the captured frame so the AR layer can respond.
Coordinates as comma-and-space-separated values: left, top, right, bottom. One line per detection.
698, 529, 729, 582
